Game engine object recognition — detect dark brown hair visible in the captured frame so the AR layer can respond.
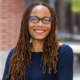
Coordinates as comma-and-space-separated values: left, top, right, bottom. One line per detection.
6, 2, 60, 80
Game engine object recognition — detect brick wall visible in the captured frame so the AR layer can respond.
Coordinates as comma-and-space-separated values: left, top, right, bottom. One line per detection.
0, 0, 25, 50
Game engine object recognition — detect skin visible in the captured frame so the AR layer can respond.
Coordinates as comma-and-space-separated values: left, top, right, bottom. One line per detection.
28, 5, 52, 52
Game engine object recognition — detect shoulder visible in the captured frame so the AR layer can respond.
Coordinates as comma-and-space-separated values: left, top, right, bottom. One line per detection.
57, 44, 73, 67
6, 48, 15, 62
8, 48, 15, 57
58, 43, 73, 58
60, 44, 73, 51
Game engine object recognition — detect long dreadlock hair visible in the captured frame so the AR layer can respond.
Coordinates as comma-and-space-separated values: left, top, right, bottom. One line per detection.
6, 2, 60, 80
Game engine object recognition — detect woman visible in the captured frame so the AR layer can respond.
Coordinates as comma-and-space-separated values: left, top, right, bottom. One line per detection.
2, 2, 73, 80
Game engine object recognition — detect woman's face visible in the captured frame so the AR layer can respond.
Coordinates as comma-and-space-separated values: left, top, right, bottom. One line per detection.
28, 5, 51, 41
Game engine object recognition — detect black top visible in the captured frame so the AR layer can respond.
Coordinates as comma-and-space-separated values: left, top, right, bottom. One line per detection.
2, 44, 73, 80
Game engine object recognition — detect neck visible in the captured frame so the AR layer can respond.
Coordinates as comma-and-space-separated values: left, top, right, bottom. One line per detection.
31, 39, 44, 52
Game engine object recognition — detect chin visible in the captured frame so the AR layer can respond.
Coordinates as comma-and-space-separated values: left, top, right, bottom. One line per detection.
32, 37, 46, 41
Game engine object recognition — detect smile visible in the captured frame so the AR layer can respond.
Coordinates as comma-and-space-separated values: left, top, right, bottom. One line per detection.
34, 29, 45, 34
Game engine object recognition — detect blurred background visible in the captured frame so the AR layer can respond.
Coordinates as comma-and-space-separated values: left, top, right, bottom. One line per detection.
0, 0, 80, 80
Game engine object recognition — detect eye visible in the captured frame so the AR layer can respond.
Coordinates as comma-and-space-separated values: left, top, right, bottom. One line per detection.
29, 16, 39, 23
43, 18, 51, 23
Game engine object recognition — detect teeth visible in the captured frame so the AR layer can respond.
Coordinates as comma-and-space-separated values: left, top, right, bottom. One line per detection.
35, 30, 44, 33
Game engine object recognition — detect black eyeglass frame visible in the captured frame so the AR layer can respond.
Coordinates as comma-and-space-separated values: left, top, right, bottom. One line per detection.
28, 16, 53, 24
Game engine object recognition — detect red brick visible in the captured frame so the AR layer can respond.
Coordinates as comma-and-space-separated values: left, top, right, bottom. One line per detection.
0, 0, 25, 50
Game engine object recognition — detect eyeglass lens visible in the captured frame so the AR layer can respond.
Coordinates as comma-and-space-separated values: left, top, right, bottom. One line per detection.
29, 16, 52, 24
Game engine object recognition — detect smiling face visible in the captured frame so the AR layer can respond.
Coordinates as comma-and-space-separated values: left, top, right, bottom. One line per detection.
28, 5, 51, 41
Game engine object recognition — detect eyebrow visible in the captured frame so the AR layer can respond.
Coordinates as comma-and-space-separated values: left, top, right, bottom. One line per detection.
30, 16, 51, 18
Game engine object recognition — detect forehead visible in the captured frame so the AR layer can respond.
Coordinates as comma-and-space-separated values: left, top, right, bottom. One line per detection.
30, 5, 51, 17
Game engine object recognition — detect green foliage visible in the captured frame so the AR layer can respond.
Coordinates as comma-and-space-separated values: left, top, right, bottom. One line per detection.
65, 0, 80, 13
70, 0, 80, 13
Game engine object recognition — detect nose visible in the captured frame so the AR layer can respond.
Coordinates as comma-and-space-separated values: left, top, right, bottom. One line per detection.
37, 20, 43, 25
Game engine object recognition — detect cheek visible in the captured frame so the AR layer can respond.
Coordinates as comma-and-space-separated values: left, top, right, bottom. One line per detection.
28, 22, 33, 32
47, 24, 51, 31
28, 22, 32, 28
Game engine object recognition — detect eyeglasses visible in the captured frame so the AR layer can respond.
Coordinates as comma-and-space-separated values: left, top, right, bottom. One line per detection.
28, 16, 53, 24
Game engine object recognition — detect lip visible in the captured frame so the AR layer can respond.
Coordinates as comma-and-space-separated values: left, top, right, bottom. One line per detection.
34, 29, 46, 34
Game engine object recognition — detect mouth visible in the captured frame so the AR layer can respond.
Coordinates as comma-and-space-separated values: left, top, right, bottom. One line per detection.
34, 29, 45, 34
